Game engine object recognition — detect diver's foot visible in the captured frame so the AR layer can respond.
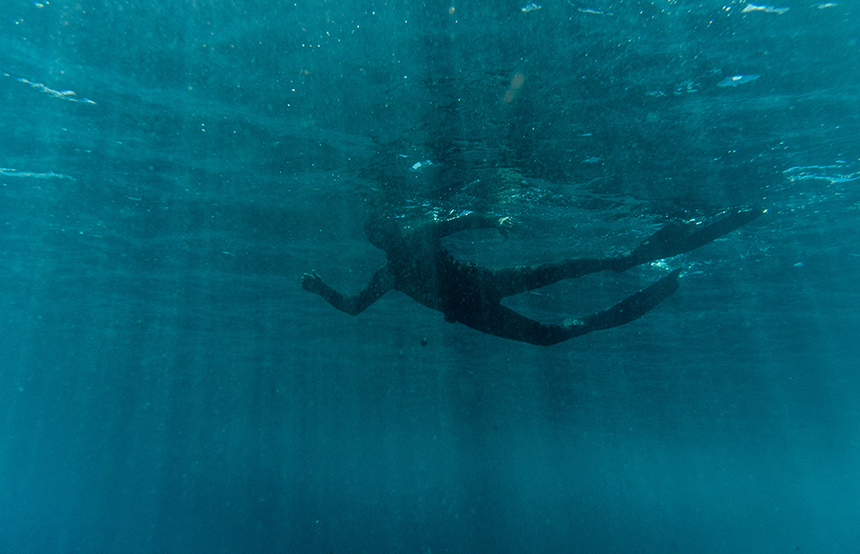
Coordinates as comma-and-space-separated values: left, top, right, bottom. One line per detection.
624, 207, 762, 268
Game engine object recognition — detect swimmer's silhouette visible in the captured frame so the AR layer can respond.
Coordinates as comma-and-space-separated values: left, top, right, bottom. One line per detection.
302, 207, 761, 345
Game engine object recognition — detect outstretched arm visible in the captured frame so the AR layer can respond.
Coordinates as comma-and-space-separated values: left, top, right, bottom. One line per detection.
301, 264, 393, 316
433, 212, 517, 238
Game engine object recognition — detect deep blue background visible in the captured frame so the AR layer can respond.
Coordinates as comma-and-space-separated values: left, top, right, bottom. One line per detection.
1, 1, 859, 552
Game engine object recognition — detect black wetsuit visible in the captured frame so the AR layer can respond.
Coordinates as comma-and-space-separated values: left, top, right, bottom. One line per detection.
302, 208, 760, 345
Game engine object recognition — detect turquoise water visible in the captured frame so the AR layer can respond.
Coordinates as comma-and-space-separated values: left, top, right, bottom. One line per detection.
1, 1, 859, 552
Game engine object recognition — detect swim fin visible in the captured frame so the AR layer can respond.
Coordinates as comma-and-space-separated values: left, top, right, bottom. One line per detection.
628, 207, 762, 266
581, 269, 681, 332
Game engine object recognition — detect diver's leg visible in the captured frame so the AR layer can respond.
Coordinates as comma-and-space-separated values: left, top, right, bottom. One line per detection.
454, 303, 589, 346
468, 207, 759, 298
486, 257, 620, 298
455, 269, 680, 345
617, 207, 762, 270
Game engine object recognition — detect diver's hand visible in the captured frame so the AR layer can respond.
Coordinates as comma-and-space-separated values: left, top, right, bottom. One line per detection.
301, 270, 326, 294
497, 216, 519, 238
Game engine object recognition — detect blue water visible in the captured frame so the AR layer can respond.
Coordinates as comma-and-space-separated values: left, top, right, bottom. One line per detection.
2, 1, 859, 552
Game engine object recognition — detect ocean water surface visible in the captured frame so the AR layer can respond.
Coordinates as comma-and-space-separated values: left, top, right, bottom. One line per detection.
1, 1, 859, 552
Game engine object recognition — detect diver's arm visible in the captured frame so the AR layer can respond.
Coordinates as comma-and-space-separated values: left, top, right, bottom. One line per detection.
301, 264, 393, 316
434, 213, 518, 238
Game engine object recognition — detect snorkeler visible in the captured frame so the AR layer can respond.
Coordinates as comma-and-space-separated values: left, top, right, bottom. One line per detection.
301, 207, 761, 345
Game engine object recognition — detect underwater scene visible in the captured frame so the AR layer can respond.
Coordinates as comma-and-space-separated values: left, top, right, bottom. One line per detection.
1, 0, 859, 552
